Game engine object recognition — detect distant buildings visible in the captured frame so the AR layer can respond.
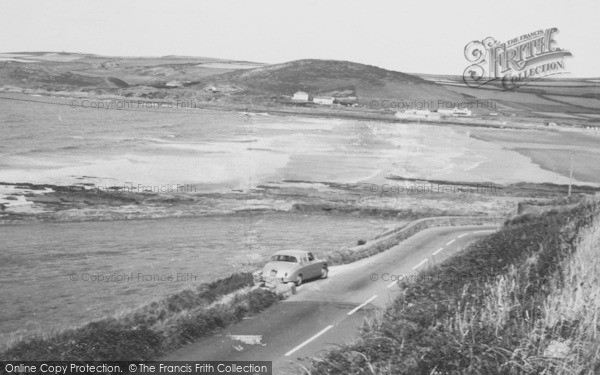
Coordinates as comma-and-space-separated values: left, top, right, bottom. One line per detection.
313, 96, 335, 105
394, 106, 475, 121
165, 80, 183, 88
292, 91, 310, 102
292, 91, 352, 106
438, 107, 472, 117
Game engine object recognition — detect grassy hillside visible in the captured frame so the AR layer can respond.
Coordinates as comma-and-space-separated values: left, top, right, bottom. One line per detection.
306, 197, 600, 374
2, 52, 596, 119
208, 59, 468, 105
0, 52, 262, 94
0, 53, 467, 106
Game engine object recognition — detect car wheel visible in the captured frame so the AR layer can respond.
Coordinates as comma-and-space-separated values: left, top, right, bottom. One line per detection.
295, 274, 303, 286
321, 266, 328, 279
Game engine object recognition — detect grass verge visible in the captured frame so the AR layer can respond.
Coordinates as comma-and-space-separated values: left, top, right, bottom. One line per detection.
326, 216, 502, 266
1, 273, 278, 360
306, 197, 600, 374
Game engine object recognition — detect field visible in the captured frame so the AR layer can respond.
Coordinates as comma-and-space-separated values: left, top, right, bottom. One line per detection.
0, 52, 262, 98
418, 74, 600, 121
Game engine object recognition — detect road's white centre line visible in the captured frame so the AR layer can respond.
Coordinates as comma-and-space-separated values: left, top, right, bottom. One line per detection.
347, 295, 378, 316
286, 230, 496, 358
412, 258, 428, 270
284, 324, 334, 357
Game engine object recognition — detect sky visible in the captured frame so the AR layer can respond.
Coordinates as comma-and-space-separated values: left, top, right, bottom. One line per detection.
1, 0, 599, 77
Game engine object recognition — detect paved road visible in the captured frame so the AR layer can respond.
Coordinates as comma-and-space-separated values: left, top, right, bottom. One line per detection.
164, 225, 499, 374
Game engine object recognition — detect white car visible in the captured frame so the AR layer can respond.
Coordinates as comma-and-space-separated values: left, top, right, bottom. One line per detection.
255, 250, 328, 286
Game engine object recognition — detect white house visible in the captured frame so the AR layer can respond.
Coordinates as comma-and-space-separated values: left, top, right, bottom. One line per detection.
165, 80, 183, 88
292, 91, 310, 102
313, 96, 335, 105
454, 107, 472, 117
438, 107, 472, 117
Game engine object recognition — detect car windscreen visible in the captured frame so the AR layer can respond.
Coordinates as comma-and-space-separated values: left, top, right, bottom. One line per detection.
270, 255, 298, 263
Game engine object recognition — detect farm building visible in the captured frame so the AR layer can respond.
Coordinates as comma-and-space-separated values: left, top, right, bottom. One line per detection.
292, 91, 310, 102
313, 96, 335, 105
165, 80, 183, 88
438, 107, 472, 117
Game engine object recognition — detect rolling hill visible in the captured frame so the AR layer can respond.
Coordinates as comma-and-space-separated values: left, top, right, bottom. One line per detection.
417, 73, 600, 118
1, 52, 598, 121
0, 53, 469, 107
0, 52, 263, 94
205, 59, 469, 105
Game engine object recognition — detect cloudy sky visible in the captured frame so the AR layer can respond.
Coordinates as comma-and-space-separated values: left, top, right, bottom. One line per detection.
1, 0, 598, 77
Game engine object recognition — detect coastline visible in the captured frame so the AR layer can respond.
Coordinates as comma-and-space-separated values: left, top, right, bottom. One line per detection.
2, 89, 600, 363
0, 90, 567, 130
0, 213, 504, 360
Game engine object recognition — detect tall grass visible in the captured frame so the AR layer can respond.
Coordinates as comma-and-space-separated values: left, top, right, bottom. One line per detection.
306, 197, 600, 374
1, 273, 278, 360
537, 216, 600, 373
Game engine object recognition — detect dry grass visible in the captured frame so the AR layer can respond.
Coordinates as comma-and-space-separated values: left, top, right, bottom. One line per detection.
446, 214, 600, 374
536, 216, 600, 373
